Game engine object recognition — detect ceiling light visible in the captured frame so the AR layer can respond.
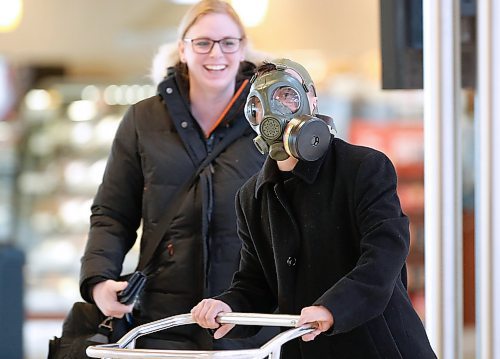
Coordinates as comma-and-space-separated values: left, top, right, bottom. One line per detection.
0, 0, 23, 32
231, 0, 268, 27
169, 0, 198, 4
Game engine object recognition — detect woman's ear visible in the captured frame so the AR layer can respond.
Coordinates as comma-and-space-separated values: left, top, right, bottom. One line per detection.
178, 40, 186, 63
240, 41, 248, 62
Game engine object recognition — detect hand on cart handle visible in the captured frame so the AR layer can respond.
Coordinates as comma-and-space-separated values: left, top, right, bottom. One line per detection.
191, 298, 235, 339
192, 300, 333, 342
296, 305, 334, 342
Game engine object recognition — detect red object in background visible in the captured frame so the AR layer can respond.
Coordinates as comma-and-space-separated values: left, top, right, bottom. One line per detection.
348, 120, 424, 178
348, 120, 425, 213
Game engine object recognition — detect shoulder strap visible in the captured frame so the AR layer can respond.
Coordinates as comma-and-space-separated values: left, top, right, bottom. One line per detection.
137, 118, 249, 274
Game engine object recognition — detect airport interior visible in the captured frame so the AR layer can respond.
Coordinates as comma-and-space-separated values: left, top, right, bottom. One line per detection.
0, 0, 496, 358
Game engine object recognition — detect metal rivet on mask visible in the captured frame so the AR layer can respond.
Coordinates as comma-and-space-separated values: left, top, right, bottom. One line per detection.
166, 87, 173, 94
181, 121, 188, 128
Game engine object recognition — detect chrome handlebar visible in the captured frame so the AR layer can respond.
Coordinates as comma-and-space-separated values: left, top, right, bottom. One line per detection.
86, 312, 313, 359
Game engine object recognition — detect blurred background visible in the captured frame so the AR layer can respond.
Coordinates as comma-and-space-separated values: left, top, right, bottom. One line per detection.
0, 0, 476, 358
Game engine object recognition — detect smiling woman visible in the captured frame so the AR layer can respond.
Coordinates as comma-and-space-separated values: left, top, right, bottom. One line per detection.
178, 11, 247, 133
77, 0, 275, 352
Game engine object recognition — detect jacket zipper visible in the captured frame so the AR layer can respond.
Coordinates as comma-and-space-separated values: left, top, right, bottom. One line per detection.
204, 133, 216, 292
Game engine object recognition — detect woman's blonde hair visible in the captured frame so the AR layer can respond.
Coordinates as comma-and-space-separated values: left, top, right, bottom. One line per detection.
150, 0, 270, 84
177, 0, 246, 41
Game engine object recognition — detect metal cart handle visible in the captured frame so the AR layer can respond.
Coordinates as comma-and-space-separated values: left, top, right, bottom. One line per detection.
86, 312, 314, 359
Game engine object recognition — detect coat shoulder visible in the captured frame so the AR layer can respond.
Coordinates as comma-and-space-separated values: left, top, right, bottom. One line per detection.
119, 95, 171, 133
133, 95, 167, 120
332, 138, 394, 169
333, 137, 389, 159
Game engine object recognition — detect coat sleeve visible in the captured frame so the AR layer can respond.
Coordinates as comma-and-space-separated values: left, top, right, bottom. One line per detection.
215, 187, 277, 315
79, 105, 144, 302
314, 150, 410, 334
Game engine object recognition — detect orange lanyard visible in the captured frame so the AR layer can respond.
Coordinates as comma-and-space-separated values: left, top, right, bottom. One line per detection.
206, 79, 249, 137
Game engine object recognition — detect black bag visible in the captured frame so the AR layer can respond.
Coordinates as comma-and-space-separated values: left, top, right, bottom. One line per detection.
47, 302, 130, 359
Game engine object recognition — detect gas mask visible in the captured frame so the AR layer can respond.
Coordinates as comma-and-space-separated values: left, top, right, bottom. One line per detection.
244, 59, 335, 161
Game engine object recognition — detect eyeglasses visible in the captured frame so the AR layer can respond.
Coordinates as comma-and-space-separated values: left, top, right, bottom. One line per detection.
183, 37, 243, 54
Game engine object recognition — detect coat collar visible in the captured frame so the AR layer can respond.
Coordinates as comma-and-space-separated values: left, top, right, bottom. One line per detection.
158, 61, 257, 103
254, 143, 331, 198
157, 61, 256, 129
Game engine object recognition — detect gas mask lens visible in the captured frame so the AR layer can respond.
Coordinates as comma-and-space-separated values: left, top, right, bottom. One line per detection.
245, 96, 262, 126
272, 86, 301, 114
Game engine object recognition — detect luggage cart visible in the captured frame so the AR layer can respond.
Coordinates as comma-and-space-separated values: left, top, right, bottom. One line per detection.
86, 312, 313, 359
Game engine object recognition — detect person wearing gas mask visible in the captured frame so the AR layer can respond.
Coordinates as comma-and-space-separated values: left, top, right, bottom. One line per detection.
191, 59, 436, 358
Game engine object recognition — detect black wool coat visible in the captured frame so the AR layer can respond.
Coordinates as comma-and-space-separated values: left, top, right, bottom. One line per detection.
217, 138, 436, 358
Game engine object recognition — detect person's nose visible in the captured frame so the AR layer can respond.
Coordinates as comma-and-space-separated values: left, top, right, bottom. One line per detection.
209, 41, 224, 56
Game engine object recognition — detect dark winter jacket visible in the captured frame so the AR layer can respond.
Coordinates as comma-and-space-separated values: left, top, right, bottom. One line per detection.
217, 138, 436, 358
79, 62, 269, 349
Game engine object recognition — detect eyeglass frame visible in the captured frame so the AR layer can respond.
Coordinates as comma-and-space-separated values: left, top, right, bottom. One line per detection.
183, 37, 244, 54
